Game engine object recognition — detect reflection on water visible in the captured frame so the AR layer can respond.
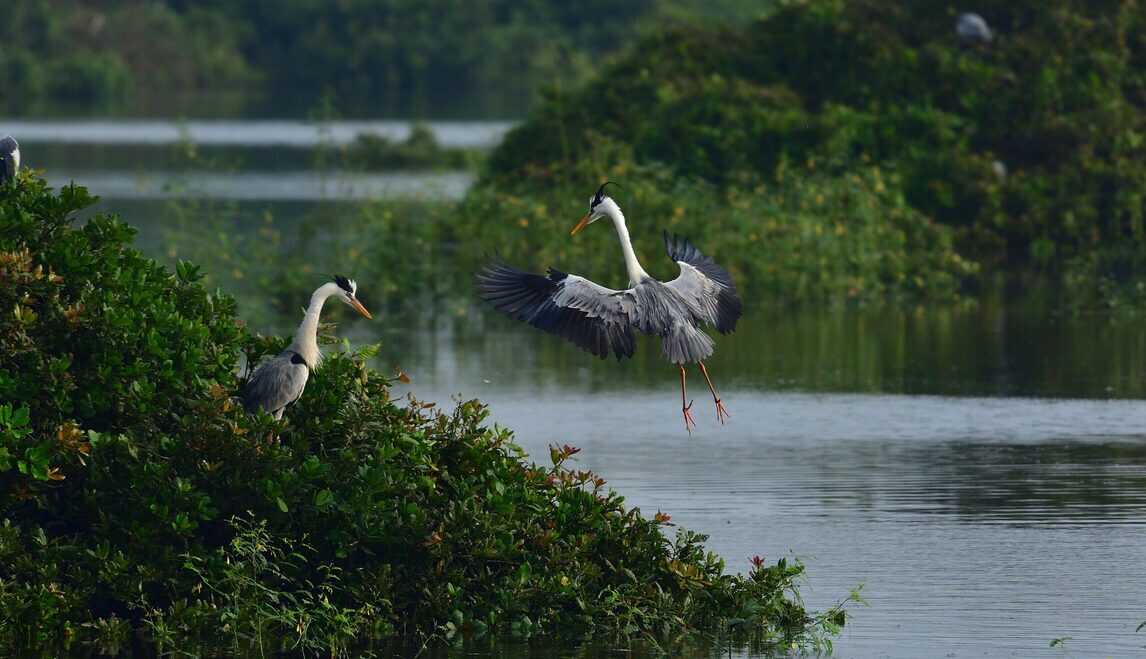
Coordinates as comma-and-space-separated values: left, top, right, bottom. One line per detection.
366, 303, 1146, 400
332, 307, 1146, 658
5, 119, 515, 147
46, 170, 472, 201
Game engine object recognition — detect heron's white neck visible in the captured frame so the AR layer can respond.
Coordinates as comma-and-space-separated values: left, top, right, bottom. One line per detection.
290, 283, 340, 368
604, 204, 650, 286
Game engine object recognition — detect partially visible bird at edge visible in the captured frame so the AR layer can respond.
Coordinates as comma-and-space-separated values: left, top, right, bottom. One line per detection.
242, 276, 373, 421
476, 182, 743, 434
0, 136, 20, 185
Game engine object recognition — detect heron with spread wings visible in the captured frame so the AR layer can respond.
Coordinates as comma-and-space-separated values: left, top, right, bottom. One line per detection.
476, 182, 743, 433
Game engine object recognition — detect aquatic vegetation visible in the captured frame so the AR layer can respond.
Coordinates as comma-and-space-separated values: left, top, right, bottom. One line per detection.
344, 125, 484, 171
0, 175, 849, 654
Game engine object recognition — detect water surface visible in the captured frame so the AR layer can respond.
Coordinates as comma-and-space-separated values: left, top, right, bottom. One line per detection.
5, 119, 515, 147
46, 170, 472, 201
358, 306, 1146, 658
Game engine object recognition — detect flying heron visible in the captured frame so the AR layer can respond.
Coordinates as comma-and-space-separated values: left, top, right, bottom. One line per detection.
476, 182, 743, 433
242, 275, 373, 420
0, 136, 20, 184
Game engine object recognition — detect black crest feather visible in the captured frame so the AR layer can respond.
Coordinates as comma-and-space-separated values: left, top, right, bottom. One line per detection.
333, 275, 353, 293
591, 181, 620, 207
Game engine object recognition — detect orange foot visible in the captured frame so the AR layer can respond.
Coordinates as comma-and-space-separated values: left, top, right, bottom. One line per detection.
714, 398, 730, 425
682, 400, 697, 435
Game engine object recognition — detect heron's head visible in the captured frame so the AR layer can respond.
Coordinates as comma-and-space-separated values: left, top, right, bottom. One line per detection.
571, 181, 621, 236
0, 136, 20, 184
332, 275, 373, 319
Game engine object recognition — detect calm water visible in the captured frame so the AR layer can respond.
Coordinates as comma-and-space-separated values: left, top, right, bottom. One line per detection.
4, 119, 515, 147
44, 170, 472, 201
8, 118, 498, 204
374, 309, 1146, 658
11, 118, 1146, 657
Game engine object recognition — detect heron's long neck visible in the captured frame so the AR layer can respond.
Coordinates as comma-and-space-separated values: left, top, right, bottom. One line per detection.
608, 208, 650, 285
290, 287, 333, 368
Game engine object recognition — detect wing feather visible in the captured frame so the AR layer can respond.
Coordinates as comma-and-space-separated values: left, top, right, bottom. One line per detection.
242, 351, 310, 417
662, 232, 743, 334
476, 261, 636, 360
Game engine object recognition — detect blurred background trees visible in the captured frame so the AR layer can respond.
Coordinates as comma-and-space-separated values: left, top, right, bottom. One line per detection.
0, 0, 771, 115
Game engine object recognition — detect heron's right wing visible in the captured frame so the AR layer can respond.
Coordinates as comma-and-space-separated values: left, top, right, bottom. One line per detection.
475, 261, 636, 360
662, 232, 743, 334
241, 351, 309, 415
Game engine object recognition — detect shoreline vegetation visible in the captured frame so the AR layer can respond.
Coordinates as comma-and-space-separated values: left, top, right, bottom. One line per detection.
148, 0, 1146, 314
0, 173, 852, 655
1, 1, 765, 117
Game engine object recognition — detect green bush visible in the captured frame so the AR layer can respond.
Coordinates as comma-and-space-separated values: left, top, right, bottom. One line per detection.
486, 0, 1146, 300
45, 52, 133, 103
464, 138, 976, 304
0, 174, 848, 655
345, 125, 483, 171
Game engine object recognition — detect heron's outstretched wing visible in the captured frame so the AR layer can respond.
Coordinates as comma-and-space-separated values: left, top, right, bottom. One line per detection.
662, 232, 742, 334
476, 261, 636, 360
241, 350, 310, 418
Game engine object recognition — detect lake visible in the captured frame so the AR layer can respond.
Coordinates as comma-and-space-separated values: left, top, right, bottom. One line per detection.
8, 118, 1146, 658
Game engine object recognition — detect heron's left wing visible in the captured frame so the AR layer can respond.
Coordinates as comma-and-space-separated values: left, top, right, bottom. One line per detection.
476, 261, 636, 360
662, 231, 742, 334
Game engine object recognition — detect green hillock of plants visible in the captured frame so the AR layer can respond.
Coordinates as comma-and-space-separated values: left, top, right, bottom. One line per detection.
475, 0, 1146, 306
0, 174, 848, 655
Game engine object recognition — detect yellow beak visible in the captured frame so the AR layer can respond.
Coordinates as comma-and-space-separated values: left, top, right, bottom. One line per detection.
349, 297, 373, 320
570, 213, 591, 236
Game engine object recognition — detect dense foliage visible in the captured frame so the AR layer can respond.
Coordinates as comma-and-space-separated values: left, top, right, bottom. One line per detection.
2, 0, 768, 115
0, 175, 847, 655
485, 0, 1146, 305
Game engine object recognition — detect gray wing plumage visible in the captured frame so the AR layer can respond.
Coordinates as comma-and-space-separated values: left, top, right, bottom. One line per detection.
475, 262, 636, 360
241, 350, 310, 419
0, 136, 18, 184
662, 232, 743, 334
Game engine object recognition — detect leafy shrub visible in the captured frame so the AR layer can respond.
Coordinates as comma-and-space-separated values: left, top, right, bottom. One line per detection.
345, 125, 483, 171
487, 0, 1146, 300
45, 52, 133, 102
463, 138, 976, 304
0, 174, 848, 655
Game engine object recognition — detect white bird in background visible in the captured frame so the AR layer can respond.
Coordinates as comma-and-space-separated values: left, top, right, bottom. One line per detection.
242, 276, 373, 420
477, 182, 743, 433
956, 12, 993, 45
0, 136, 20, 184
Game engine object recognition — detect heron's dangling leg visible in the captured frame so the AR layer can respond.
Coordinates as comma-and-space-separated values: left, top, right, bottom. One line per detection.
678, 363, 696, 434
698, 361, 729, 424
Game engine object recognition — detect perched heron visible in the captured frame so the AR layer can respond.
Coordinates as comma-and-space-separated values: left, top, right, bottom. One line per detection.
0, 136, 20, 184
956, 12, 992, 45
476, 182, 743, 433
242, 275, 373, 420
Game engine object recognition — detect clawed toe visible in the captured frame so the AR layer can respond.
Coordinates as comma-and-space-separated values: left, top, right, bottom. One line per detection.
682, 399, 697, 434
714, 399, 730, 425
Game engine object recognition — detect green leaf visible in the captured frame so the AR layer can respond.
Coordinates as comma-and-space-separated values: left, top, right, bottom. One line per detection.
276, 497, 289, 513
314, 489, 334, 508
516, 561, 532, 586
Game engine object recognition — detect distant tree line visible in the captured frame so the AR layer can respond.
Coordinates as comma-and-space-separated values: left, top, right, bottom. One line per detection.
2, 0, 766, 115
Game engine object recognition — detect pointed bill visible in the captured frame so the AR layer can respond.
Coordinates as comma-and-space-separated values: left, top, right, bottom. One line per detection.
570, 213, 591, 236
349, 297, 373, 319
